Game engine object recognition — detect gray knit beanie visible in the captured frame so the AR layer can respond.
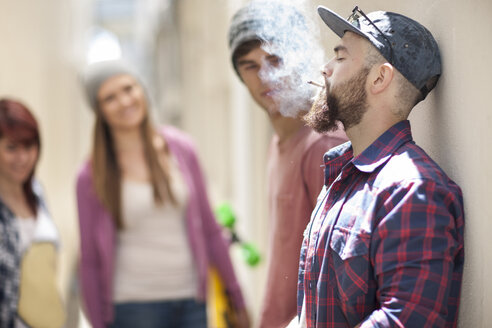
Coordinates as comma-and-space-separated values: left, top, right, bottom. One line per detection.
228, 1, 309, 74
82, 60, 141, 111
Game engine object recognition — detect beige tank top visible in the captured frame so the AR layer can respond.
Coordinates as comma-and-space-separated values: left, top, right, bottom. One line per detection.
113, 158, 197, 302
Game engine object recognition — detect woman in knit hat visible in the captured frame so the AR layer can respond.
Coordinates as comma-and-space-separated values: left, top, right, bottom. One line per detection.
77, 60, 249, 328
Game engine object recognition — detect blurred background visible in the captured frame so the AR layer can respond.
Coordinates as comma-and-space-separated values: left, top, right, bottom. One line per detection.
1, 0, 491, 327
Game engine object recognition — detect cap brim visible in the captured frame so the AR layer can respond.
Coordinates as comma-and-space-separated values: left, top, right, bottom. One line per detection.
317, 6, 365, 40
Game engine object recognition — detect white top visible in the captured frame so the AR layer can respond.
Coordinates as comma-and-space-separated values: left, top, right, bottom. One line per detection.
113, 159, 197, 302
16, 205, 59, 253
285, 296, 308, 328
299, 296, 307, 328
16, 217, 36, 254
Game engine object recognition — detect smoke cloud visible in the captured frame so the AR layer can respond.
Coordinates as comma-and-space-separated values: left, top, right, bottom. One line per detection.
242, 0, 325, 118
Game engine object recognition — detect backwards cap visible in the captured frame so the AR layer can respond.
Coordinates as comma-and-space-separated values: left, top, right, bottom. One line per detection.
318, 6, 441, 99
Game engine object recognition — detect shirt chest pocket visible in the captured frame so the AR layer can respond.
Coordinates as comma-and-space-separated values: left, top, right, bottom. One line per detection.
329, 227, 371, 302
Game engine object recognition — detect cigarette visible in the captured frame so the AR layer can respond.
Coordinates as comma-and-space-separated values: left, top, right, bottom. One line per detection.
307, 80, 324, 88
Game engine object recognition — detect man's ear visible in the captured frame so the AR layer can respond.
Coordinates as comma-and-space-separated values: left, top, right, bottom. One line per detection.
369, 63, 394, 95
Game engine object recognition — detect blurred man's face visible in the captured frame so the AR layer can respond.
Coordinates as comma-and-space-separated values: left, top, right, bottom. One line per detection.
237, 46, 285, 117
304, 32, 370, 132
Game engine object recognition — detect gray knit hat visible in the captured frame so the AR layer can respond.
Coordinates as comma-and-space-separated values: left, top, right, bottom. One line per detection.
228, 1, 309, 74
81, 60, 141, 111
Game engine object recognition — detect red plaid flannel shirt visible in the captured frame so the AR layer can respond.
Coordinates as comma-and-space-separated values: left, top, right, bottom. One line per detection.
297, 120, 464, 327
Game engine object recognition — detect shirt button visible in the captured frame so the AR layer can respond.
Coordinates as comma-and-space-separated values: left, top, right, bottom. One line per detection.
309, 281, 312, 289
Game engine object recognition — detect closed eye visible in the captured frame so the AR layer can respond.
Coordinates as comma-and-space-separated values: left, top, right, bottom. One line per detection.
334, 45, 348, 62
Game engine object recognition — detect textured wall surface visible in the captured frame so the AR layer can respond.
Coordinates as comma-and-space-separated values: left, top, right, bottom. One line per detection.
1, 0, 490, 326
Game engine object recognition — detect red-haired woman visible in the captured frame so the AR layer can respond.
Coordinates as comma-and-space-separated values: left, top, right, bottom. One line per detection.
0, 99, 64, 328
77, 61, 249, 328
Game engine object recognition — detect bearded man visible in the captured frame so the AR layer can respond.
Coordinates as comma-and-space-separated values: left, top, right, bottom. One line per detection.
296, 6, 465, 328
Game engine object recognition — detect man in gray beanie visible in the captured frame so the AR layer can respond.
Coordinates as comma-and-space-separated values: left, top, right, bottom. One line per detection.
228, 2, 347, 327
297, 6, 464, 327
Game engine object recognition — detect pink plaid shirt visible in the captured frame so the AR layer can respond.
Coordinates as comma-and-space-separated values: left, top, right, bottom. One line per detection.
298, 120, 464, 327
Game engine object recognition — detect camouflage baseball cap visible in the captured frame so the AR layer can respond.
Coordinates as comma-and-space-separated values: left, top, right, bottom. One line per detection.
318, 6, 441, 99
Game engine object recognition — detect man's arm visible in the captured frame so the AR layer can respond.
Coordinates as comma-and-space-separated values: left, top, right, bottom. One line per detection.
361, 180, 464, 327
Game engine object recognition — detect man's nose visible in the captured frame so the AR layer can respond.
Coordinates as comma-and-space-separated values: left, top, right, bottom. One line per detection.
258, 63, 275, 83
321, 61, 334, 78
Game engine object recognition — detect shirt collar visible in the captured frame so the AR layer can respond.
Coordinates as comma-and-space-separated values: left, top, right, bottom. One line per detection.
323, 141, 353, 186
353, 120, 413, 173
323, 120, 414, 184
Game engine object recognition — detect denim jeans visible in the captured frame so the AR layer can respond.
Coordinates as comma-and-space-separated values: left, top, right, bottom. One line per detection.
109, 299, 207, 328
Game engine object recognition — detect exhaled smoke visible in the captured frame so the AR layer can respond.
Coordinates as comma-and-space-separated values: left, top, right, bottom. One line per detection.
250, 0, 325, 118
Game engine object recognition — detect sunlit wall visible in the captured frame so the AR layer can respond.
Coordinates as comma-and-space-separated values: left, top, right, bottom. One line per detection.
1, 0, 490, 327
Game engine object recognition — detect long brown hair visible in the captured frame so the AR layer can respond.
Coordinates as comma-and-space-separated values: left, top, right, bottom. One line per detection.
0, 98, 41, 215
91, 81, 177, 230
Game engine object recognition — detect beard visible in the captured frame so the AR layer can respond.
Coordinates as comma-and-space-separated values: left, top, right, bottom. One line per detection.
303, 67, 370, 133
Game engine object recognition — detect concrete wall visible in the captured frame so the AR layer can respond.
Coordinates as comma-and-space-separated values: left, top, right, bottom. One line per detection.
1, 0, 490, 326
0, 0, 91, 325
172, 0, 273, 320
